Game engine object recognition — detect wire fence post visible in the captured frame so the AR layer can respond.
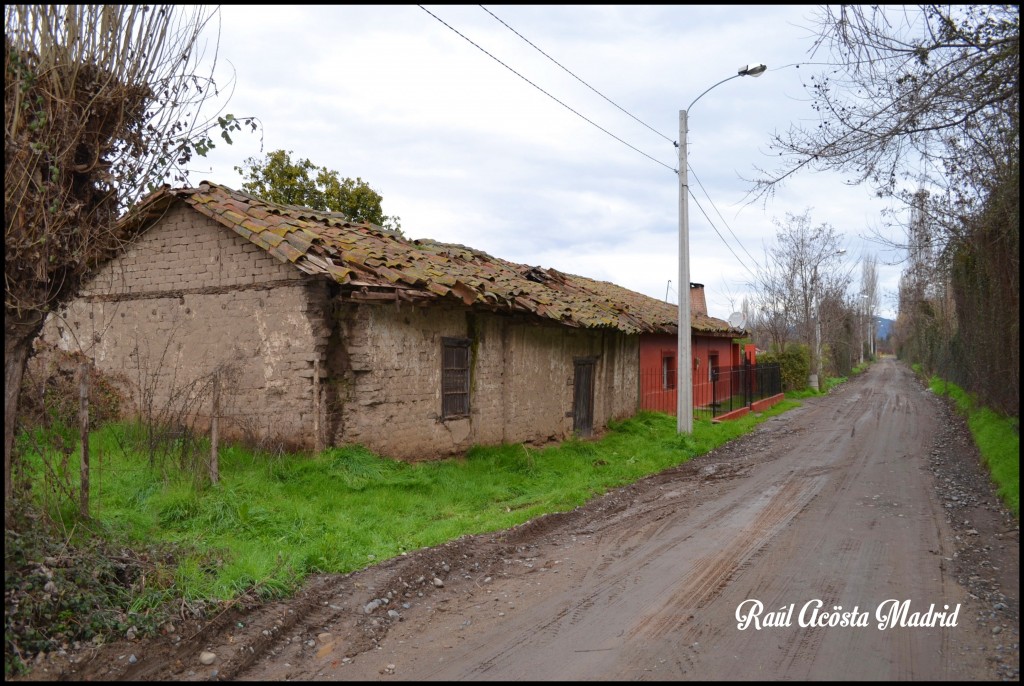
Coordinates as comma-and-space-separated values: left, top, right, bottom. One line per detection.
210, 370, 220, 485
313, 358, 324, 453
78, 362, 90, 518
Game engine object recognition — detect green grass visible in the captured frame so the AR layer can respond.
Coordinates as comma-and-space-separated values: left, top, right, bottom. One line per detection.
18, 403, 797, 605
928, 376, 1019, 518
851, 361, 871, 376
785, 387, 818, 399
823, 375, 848, 391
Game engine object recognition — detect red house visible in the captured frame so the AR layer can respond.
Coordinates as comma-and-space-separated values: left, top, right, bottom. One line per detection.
639, 283, 746, 416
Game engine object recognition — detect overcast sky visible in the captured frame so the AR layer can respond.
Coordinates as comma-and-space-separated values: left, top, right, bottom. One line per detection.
189, 4, 907, 319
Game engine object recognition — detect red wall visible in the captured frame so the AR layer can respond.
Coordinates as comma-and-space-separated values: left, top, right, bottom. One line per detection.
639, 333, 677, 413
639, 333, 742, 415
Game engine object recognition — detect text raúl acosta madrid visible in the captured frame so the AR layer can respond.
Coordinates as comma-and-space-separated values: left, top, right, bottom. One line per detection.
736, 599, 961, 630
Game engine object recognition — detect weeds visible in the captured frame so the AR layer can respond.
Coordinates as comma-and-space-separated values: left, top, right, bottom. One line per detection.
3, 505, 194, 677
929, 376, 1019, 517
7, 403, 796, 672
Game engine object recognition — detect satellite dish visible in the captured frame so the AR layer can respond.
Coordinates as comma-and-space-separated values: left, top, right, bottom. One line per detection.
728, 312, 747, 329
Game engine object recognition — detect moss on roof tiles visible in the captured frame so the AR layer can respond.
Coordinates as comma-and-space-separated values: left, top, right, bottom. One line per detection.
285, 230, 316, 254
232, 225, 253, 240
249, 232, 280, 251
221, 209, 246, 224
137, 182, 745, 336
426, 282, 451, 297
269, 241, 305, 263
376, 266, 404, 284
326, 263, 353, 281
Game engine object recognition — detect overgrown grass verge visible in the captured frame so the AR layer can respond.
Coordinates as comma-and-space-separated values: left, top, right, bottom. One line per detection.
3, 503, 195, 677
927, 376, 1019, 518
7, 402, 796, 673
785, 377, 841, 399
851, 360, 871, 376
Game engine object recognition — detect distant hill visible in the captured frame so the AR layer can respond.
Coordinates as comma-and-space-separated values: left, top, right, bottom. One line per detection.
874, 316, 893, 340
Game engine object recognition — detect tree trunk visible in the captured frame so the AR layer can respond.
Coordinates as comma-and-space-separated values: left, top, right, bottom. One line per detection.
4, 310, 47, 525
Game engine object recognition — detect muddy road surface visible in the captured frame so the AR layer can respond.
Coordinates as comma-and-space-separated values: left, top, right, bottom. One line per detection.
35, 358, 1018, 680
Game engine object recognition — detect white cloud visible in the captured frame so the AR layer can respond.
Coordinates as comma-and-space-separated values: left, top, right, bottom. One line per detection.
191, 4, 905, 319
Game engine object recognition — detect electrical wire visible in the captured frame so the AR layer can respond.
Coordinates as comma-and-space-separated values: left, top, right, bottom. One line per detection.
479, 5, 675, 144
418, 5, 676, 173
687, 190, 762, 285
422, 5, 766, 289
477, 5, 770, 276
688, 165, 763, 272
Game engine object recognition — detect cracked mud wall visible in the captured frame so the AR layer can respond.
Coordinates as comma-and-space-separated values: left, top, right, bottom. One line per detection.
39, 202, 641, 459
41, 203, 331, 448
328, 303, 640, 461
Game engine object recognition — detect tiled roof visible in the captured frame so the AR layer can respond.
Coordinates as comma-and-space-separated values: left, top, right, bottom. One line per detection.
126, 182, 744, 336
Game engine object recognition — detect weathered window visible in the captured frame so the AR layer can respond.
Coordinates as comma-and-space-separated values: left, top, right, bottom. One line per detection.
661, 353, 676, 390
441, 337, 471, 419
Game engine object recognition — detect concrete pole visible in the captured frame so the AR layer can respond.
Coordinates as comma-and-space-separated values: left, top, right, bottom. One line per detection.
677, 109, 693, 434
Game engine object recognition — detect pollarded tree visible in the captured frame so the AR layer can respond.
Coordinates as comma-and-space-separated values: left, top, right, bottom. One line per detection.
234, 149, 402, 233
4, 5, 257, 513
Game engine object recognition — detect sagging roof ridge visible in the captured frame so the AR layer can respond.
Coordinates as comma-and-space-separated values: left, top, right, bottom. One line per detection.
124, 181, 745, 337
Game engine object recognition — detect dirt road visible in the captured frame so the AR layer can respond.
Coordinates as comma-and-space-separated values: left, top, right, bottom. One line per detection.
40, 358, 1019, 680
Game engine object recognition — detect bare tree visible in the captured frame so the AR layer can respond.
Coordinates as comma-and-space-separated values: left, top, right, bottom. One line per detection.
749, 243, 797, 354
751, 5, 1017, 413
752, 5, 1018, 213
860, 253, 880, 359
5, 5, 258, 515
751, 210, 851, 374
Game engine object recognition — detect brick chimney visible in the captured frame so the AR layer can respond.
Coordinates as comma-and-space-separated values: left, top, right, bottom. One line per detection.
689, 282, 708, 317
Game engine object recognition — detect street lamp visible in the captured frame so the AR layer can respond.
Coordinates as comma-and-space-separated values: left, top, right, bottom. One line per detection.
677, 63, 766, 434
809, 248, 846, 391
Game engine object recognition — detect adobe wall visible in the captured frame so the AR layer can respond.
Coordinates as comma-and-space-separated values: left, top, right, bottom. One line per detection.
41, 203, 330, 446
327, 303, 639, 460
40, 201, 642, 458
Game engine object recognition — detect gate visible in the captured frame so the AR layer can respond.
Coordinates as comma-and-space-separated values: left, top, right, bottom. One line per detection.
641, 361, 782, 420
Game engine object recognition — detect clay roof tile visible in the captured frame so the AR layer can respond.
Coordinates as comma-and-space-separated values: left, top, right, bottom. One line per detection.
136, 181, 746, 336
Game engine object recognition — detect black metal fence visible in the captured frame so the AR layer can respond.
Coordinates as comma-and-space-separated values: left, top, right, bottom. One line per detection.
640, 361, 782, 420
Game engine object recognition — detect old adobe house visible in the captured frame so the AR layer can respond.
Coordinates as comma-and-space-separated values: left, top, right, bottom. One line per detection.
42, 182, 744, 459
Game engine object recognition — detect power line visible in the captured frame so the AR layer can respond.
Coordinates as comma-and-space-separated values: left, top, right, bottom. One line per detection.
687, 190, 761, 285
688, 164, 763, 272
418, 5, 676, 173
479, 5, 675, 144
422, 5, 762, 287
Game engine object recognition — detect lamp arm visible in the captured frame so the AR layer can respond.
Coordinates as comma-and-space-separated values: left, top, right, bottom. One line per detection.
685, 74, 740, 113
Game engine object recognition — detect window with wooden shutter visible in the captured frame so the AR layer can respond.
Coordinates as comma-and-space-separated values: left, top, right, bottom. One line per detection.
661, 353, 676, 390
441, 337, 470, 419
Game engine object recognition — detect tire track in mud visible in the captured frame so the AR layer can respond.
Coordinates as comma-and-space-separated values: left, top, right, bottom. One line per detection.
89, 506, 602, 681
624, 473, 826, 643
395, 361, 995, 681
67, 369, 837, 680
51, 359, 1013, 681
410, 448, 835, 679
660, 361, 975, 681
